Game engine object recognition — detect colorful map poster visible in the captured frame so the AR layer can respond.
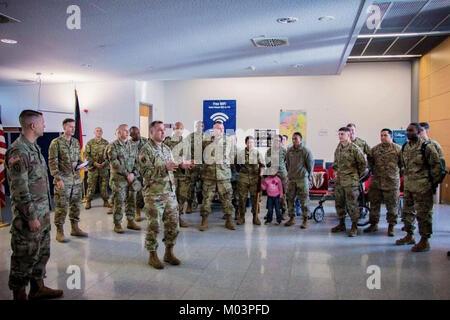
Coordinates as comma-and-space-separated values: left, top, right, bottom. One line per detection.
280, 110, 307, 145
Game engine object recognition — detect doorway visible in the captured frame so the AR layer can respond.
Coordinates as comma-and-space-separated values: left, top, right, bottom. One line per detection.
139, 103, 152, 138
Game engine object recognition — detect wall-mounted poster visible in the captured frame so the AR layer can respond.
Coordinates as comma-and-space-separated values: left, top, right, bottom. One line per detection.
393, 130, 407, 146
203, 100, 236, 135
280, 109, 307, 145
254, 129, 277, 147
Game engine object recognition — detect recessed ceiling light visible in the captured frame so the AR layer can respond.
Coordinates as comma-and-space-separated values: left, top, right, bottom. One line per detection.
277, 17, 298, 24
247, 66, 256, 71
81, 64, 92, 68
318, 16, 335, 22
292, 64, 303, 69
1, 38, 18, 44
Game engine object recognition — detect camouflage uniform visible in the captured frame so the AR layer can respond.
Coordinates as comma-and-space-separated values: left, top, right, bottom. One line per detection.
286, 145, 314, 219
266, 145, 288, 214
108, 139, 139, 224
5, 135, 52, 290
48, 136, 83, 226
428, 138, 444, 159
352, 137, 370, 156
186, 132, 204, 206
401, 138, 442, 238
164, 135, 190, 214
367, 143, 402, 225
84, 138, 110, 202
235, 147, 264, 219
130, 137, 148, 210
104, 143, 115, 213
201, 134, 234, 218
231, 165, 239, 218
139, 139, 179, 251
333, 143, 367, 223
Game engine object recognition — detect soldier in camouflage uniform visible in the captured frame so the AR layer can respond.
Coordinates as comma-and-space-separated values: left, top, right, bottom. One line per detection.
130, 126, 148, 222
163, 122, 190, 228
49, 118, 88, 243
185, 120, 204, 213
347, 123, 370, 156
235, 136, 264, 225
199, 121, 236, 231
139, 121, 192, 269
396, 123, 442, 252
285, 132, 314, 229
6, 110, 63, 300
331, 127, 367, 237
105, 129, 119, 215
84, 127, 110, 209
108, 124, 141, 233
419, 122, 444, 159
265, 134, 288, 220
364, 129, 402, 236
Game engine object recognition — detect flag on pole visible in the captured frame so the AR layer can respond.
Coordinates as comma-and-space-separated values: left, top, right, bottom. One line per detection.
74, 90, 86, 200
0, 105, 10, 227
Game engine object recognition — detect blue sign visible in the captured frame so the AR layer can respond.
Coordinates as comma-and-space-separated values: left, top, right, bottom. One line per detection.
393, 130, 407, 146
203, 100, 236, 134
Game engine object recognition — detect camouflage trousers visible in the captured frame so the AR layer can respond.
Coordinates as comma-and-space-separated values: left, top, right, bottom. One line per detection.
144, 192, 179, 251
136, 176, 145, 210
86, 168, 109, 201
54, 183, 82, 226
278, 173, 288, 214
201, 179, 233, 217
237, 175, 258, 216
368, 186, 399, 225
402, 189, 434, 238
335, 184, 360, 223
9, 213, 51, 290
175, 176, 190, 214
111, 179, 136, 224
188, 165, 202, 204
287, 179, 310, 218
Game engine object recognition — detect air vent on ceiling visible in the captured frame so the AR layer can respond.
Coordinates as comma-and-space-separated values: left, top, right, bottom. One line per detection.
17, 79, 37, 83
251, 37, 289, 48
0, 12, 21, 24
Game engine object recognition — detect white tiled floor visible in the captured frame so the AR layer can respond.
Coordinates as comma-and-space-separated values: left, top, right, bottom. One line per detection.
0, 197, 449, 300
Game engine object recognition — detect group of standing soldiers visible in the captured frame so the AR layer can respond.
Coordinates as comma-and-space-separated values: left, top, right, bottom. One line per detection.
4, 109, 445, 300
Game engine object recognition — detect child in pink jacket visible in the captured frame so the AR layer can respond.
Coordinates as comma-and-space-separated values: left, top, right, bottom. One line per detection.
261, 174, 283, 224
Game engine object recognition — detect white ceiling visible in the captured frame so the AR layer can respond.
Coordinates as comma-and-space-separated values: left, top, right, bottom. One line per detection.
0, 0, 375, 86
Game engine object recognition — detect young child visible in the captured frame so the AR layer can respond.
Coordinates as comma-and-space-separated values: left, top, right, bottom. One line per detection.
261, 172, 283, 224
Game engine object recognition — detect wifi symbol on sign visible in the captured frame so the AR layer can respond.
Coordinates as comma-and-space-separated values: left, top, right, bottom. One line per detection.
210, 112, 229, 123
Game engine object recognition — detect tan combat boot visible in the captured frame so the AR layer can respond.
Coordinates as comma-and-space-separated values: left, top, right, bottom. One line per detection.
411, 237, 430, 252
284, 216, 295, 227
148, 251, 164, 269
395, 233, 415, 245
236, 214, 245, 225
363, 223, 378, 233
56, 225, 68, 243
300, 217, 309, 229
331, 218, 346, 233
348, 222, 358, 237
114, 223, 124, 234
185, 202, 192, 214
225, 215, 235, 230
103, 200, 111, 208
252, 213, 261, 225
135, 208, 144, 222
179, 217, 188, 228
107, 206, 113, 215
164, 245, 181, 265
387, 224, 395, 237
70, 221, 88, 237
281, 213, 287, 221
85, 201, 91, 210
13, 287, 27, 300
28, 279, 63, 300
127, 220, 141, 231
199, 216, 208, 231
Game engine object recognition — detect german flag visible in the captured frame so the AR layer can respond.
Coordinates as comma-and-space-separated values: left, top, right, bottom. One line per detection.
74, 90, 86, 199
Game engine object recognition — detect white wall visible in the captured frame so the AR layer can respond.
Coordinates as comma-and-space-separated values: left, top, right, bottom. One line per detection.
0, 80, 166, 145
163, 62, 411, 162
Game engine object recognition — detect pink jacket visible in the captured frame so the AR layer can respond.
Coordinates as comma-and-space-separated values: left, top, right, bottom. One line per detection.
261, 176, 283, 198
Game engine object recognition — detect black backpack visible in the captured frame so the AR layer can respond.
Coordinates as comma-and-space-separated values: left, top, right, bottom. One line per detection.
402, 140, 447, 190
